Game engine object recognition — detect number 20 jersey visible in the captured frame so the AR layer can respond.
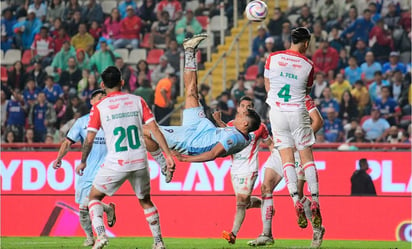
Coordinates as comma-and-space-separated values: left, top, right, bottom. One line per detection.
88, 91, 155, 171
264, 50, 314, 112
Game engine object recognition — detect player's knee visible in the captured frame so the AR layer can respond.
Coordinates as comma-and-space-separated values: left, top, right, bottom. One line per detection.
261, 184, 272, 195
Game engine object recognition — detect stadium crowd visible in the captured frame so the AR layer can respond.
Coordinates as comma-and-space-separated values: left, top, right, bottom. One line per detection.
0, 0, 411, 147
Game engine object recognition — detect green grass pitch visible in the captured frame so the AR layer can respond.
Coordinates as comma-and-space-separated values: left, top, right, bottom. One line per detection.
1, 237, 410, 249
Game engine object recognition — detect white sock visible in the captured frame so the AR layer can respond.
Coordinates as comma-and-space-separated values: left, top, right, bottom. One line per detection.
144, 206, 163, 244
261, 194, 274, 236
184, 49, 197, 71
231, 202, 247, 236
301, 196, 313, 222
303, 162, 319, 203
283, 162, 299, 204
88, 200, 105, 236
79, 205, 93, 239
150, 149, 167, 172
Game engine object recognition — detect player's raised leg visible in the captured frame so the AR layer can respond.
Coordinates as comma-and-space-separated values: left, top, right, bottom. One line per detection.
88, 188, 109, 249
143, 131, 173, 183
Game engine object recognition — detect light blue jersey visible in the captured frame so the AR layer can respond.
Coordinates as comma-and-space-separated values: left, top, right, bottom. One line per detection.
67, 114, 107, 203
159, 107, 251, 156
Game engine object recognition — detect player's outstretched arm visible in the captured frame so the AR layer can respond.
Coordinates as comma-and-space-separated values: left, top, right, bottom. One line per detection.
309, 108, 324, 134
174, 143, 226, 162
76, 131, 97, 176
146, 120, 175, 171
53, 139, 74, 169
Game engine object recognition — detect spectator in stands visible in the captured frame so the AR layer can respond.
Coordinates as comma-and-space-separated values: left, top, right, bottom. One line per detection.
351, 80, 371, 116
24, 128, 35, 149
268, 8, 288, 37
1, 30, 13, 52
339, 90, 359, 125
382, 51, 407, 77
390, 70, 405, 102
77, 69, 89, 94
351, 159, 376, 196
198, 83, 211, 120
328, 27, 345, 53
134, 79, 154, 109
60, 57, 82, 95
273, 21, 291, 51
319, 87, 340, 118
217, 91, 235, 123
29, 92, 56, 142
383, 2, 400, 31
82, 0, 104, 24
362, 107, 390, 142
118, 0, 137, 19
1, 90, 7, 134
375, 86, 401, 126
316, 0, 339, 31
115, 57, 134, 92
81, 73, 98, 108
369, 19, 393, 62
138, 0, 157, 33
258, 37, 275, 74
28, 0, 47, 22
76, 49, 90, 71
360, 52, 382, 84
352, 39, 369, 65
66, 10, 82, 37
4, 130, 15, 144
88, 21, 102, 44
311, 72, 329, 100
323, 107, 344, 142
23, 79, 40, 107
151, 55, 175, 85
71, 23, 94, 55
13, 9, 42, 50
253, 74, 267, 107
27, 60, 48, 88
386, 125, 403, 143
51, 40, 76, 76
31, 26, 54, 67
164, 39, 181, 73
175, 9, 203, 44
43, 76, 63, 104
7, 61, 26, 91
54, 97, 66, 129
245, 25, 268, 71
53, 27, 70, 54
64, 0, 83, 22
312, 39, 338, 77
102, 8, 121, 42
89, 39, 117, 75
154, 73, 176, 125
344, 56, 362, 85
150, 11, 174, 49
231, 75, 248, 104
368, 2, 381, 24
113, 5, 142, 49
342, 5, 358, 30
1, 8, 17, 39
5, 90, 26, 142
296, 5, 314, 28
136, 59, 152, 83
47, 0, 65, 23
62, 95, 88, 124
346, 126, 371, 143
307, 22, 328, 57
156, 0, 182, 21
369, 71, 390, 102
341, 9, 374, 50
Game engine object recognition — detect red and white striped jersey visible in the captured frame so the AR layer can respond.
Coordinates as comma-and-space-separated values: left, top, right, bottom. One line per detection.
227, 121, 270, 174
88, 91, 154, 171
265, 50, 314, 112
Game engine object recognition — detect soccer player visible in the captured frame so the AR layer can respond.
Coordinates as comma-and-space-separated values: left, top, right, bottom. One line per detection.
143, 34, 261, 169
213, 96, 272, 244
249, 95, 325, 248
75, 66, 175, 249
53, 89, 116, 247
264, 27, 322, 229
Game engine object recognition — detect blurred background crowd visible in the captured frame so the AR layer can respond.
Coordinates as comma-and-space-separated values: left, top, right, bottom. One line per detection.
0, 0, 411, 147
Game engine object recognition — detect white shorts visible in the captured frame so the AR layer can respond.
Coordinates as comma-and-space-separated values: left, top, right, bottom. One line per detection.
231, 171, 258, 195
264, 150, 305, 181
269, 109, 315, 150
93, 165, 151, 199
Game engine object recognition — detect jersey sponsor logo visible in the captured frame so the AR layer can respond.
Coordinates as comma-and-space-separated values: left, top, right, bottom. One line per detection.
227, 139, 233, 145
118, 159, 124, 166
164, 128, 174, 133
124, 101, 133, 106
280, 72, 298, 80
198, 111, 206, 118
281, 56, 300, 63
108, 104, 120, 110
111, 111, 138, 119
278, 61, 288, 67
292, 64, 302, 69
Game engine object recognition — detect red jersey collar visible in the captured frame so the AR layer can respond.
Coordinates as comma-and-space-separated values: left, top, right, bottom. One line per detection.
106, 91, 126, 97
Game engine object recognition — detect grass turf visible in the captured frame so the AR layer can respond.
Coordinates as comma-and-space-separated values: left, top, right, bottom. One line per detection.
0, 237, 410, 249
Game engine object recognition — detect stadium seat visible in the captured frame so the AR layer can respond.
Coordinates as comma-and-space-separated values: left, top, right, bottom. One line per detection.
210, 15, 228, 32
146, 49, 164, 65
186, 1, 200, 11
140, 33, 151, 49
360, 115, 370, 126
1, 66, 8, 82
101, 0, 117, 14
127, 49, 147, 65
196, 16, 209, 30
245, 65, 259, 81
1, 49, 22, 66
45, 66, 54, 76
114, 48, 129, 62
21, 50, 33, 66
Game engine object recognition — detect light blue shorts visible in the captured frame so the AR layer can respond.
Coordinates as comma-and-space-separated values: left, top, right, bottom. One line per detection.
75, 181, 92, 205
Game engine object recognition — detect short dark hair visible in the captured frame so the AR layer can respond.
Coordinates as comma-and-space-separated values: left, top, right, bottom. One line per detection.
381, 86, 390, 91
91, 89, 105, 99
359, 158, 368, 167
101, 66, 122, 89
363, 9, 371, 14
246, 109, 261, 132
291, 27, 311, 44
239, 96, 254, 107
374, 71, 382, 76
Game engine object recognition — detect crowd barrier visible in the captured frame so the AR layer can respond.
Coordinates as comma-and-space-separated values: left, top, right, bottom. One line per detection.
1, 151, 411, 241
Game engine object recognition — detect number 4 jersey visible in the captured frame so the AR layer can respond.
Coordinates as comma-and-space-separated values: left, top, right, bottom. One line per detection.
88, 91, 155, 171
265, 50, 314, 112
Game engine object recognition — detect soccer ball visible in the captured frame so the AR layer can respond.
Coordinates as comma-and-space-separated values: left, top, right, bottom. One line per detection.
245, 0, 268, 22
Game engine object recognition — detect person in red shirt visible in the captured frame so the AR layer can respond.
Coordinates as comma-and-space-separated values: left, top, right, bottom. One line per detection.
113, 5, 142, 49
155, 0, 182, 21
369, 19, 394, 62
312, 39, 339, 77
31, 26, 54, 67
53, 27, 71, 54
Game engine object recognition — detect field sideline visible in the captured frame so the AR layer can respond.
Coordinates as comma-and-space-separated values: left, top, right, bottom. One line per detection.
0, 237, 410, 249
